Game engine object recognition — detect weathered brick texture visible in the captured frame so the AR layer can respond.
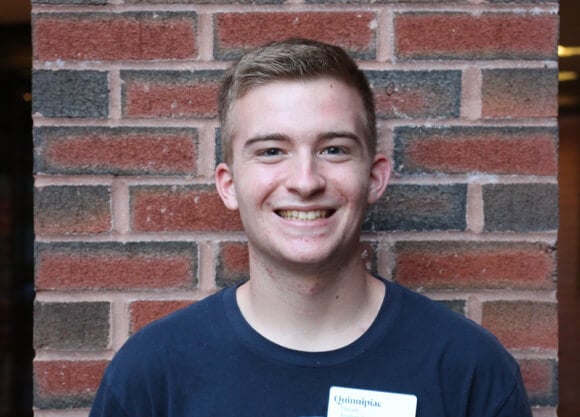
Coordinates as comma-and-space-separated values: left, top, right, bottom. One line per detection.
32, 70, 108, 118
216, 241, 249, 288
394, 242, 556, 290
364, 184, 467, 231
34, 185, 111, 235
34, 302, 110, 350
34, 360, 108, 409
483, 184, 559, 232
36, 242, 198, 290
32, 0, 559, 414
33, 13, 198, 61
481, 68, 559, 119
215, 12, 376, 59
395, 13, 558, 60
130, 300, 193, 333
368, 71, 461, 120
122, 71, 221, 119
35, 126, 198, 176
130, 185, 243, 232
481, 301, 558, 350
394, 126, 558, 176
519, 359, 558, 406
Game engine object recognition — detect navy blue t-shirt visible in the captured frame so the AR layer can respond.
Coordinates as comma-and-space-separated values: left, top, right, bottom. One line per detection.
89, 279, 532, 417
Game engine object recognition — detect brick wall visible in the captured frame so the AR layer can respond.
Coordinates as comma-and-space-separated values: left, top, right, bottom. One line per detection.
31, 1, 559, 416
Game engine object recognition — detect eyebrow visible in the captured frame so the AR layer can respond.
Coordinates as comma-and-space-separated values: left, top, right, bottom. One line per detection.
243, 131, 362, 148
242, 134, 291, 150
318, 130, 363, 143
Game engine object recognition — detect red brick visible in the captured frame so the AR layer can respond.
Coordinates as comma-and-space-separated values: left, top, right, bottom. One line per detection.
131, 186, 243, 232
33, 12, 197, 61
219, 242, 249, 276
395, 13, 558, 60
482, 68, 558, 118
122, 71, 220, 119
37, 127, 197, 175
394, 242, 556, 290
519, 359, 557, 406
130, 300, 192, 333
217, 241, 249, 287
481, 301, 558, 350
34, 360, 107, 399
394, 126, 557, 176
34, 186, 111, 235
215, 12, 376, 59
36, 242, 197, 290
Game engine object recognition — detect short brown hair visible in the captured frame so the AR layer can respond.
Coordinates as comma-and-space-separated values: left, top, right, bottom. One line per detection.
218, 38, 376, 164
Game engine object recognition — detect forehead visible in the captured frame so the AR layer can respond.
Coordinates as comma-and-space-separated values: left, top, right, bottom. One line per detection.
228, 77, 367, 144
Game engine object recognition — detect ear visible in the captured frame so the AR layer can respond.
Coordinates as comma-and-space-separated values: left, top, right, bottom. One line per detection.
215, 162, 239, 210
367, 154, 391, 205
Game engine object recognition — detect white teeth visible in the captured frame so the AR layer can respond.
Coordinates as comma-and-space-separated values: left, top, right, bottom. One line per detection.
278, 210, 330, 221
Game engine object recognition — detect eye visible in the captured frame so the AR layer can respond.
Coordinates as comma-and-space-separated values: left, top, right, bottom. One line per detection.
321, 146, 348, 156
258, 148, 283, 157
320, 145, 352, 162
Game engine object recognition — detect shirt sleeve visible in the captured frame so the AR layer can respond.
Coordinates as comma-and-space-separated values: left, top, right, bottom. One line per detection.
492, 369, 533, 417
89, 380, 131, 417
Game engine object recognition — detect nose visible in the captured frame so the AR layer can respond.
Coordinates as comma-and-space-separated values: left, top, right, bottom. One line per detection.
285, 154, 326, 197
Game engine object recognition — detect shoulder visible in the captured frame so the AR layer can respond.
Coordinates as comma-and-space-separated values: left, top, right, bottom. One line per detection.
91, 288, 238, 416
388, 282, 527, 411
389, 281, 520, 371
106, 288, 231, 379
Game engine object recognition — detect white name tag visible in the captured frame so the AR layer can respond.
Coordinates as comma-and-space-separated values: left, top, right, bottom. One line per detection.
327, 386, 417, 417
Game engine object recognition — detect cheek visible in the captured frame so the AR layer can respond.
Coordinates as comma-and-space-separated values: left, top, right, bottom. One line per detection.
234, 171, 278, 207
333, 172, 369, 198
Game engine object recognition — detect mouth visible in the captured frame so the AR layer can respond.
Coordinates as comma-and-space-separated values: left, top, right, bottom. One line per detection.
276, 209, 334, 221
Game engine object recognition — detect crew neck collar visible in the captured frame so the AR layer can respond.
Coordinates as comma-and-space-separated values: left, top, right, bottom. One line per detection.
222, 277, 401, 367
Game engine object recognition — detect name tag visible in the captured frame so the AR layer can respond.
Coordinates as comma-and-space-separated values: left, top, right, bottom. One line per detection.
327, 386, 417, 417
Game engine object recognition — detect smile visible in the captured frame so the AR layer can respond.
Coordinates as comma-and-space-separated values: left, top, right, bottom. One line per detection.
276, 209, 333, 221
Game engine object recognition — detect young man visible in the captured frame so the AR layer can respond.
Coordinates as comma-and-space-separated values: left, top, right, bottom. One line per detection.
90, 39, 532, 417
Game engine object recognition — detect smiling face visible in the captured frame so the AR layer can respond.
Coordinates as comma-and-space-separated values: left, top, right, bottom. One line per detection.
215, 77, 390, 272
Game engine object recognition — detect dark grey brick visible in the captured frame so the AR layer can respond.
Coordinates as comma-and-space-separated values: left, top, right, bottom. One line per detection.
483, 184, 558, 232
32, 70, 108, 118
34, 302, 109, 350
34, 185, 111, 234
366, 70, 461, 119
364, 184, 467, 231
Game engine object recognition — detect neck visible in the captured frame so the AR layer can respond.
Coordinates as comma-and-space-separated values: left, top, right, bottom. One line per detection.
236, 249, 386, 352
